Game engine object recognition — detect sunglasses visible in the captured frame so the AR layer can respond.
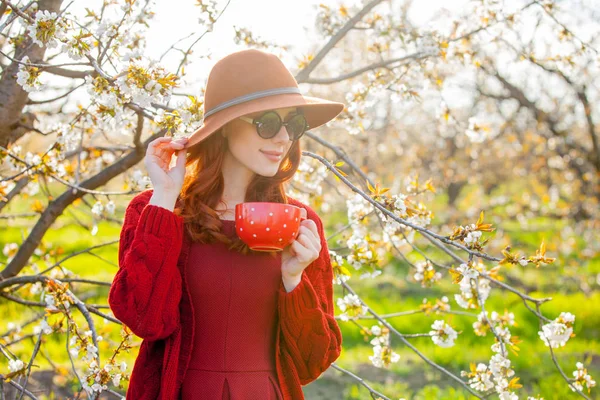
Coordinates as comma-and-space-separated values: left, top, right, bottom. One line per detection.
239, 110, 309, 141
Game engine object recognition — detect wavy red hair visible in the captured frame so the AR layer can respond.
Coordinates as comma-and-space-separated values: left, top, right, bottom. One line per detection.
173, 124, 301, 256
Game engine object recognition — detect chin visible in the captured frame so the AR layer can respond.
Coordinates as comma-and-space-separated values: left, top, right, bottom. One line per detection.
256, 167, 280, 177
253, 160, 281, 176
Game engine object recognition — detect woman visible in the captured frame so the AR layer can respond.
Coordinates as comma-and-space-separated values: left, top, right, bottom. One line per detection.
108, 49, 345, 400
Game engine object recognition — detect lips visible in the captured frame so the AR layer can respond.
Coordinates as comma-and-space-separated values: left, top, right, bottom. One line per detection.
261, 150, 283, 162
261, 150, 283, 156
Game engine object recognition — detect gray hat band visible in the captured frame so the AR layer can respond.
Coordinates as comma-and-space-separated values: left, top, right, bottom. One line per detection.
203, 87, 301, 119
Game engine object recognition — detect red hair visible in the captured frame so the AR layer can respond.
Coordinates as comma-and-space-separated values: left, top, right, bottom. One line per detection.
173, 125, 301, 256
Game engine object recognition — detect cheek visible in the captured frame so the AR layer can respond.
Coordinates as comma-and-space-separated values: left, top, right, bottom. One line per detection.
228, 126, 260, 151
228, 133, 264, 163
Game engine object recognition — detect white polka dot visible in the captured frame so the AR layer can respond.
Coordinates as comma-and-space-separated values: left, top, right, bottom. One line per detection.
266, 227, 270, 231
251, 207, 255, 211
253, 234, 257, 238
250, 221, 254, 224
283, 224, 286, 228
285, 209, 288, 212
240, 228, 243, 231
269, 212, 273, 216
279, 238, 283, 241
295, 218, 298, 221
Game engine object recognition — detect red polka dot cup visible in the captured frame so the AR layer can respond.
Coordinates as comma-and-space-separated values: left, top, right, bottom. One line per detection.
234, 202, 307, 251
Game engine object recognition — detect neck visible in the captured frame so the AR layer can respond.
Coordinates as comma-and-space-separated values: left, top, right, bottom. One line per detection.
218, 149, 255, 211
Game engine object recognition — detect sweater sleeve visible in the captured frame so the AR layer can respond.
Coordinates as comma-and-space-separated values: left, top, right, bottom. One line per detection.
108, 189, 183, 341
277, 202, 343, 385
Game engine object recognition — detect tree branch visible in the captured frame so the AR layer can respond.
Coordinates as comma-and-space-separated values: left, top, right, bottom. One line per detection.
295, 0, 387, 83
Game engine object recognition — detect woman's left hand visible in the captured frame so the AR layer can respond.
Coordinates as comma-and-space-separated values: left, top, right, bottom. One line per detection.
281, 208, 322, 279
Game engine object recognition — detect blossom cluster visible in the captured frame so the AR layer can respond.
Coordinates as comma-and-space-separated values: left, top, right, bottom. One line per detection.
571, 362, 596, 393
473, 310, 516, 337
368, 324, 401, 368
419, 296, 451, 315
429, 320, 458, 347
461, 306, 523, 397
452, 261, 491, 309
315, 3, 353, 37
91, 200, 117, 217
129, 168, 152, 190
8, 358, 25, 375
291, 159, 329, 197
538, 311, 575, 348
16, 56, 43, 92
153, 95, 203, 137
331, 250, 351, 285
27, 10, 68, 48
2, 142, 69, 182
461, 343, 521, 398
115, 60, 178, 108
336, 293, 369, 321
344, 193, 382, 279
412, 259, 442, 287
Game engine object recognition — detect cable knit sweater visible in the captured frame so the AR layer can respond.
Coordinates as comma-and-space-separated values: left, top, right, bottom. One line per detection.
108, 189, 342, 399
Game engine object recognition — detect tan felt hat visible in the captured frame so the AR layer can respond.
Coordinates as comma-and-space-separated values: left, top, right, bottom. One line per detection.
184, 48, 345, 148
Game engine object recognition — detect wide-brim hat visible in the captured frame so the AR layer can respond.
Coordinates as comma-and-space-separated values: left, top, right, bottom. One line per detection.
184, 49, 345, 149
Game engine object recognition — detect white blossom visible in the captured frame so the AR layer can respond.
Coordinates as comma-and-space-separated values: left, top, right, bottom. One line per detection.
8, 359, 25, 372
429, 320, 458, 347
571, 361, 596, 392
17, 56, 43, 92
336, 293, 368, 321
92, 201, 104, 216
539, 312, 575, 348
368, 343, 400, 368
33, 319, 53, 335
27, 10, 66, 48
105, 201, 116, 215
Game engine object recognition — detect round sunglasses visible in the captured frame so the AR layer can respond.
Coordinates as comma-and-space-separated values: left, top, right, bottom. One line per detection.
239, 110, 309, 141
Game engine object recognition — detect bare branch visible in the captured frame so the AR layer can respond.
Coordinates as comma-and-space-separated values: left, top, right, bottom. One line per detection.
295, 0, 388, 83
0, 0, 64, 148
0, 129, 165, 279
303, 50, 435, 85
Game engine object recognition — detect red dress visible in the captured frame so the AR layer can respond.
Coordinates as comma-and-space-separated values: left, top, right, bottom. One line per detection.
108, 189, 343, 400
181, 219, 284, 399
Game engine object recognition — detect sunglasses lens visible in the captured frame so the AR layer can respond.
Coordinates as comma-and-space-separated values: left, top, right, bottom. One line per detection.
287, 114, 307, 139
257, 112, 281, 138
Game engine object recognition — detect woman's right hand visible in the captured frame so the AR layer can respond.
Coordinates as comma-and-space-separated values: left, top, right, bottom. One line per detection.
144, 136, 189, 198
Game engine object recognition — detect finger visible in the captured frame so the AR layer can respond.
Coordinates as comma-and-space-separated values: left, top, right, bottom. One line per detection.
174, 149, 187, 171
296, 231, 318, 254
159, 149, 172, 165
147, 152, 167, 169
147, 137, 173, 153
298, 225, 317, 244
301, 219, 319, 238
299, 208, 307, 220
150, 140, 172, 159
291, 240, 310, 260
295, 225, 319, 254
159, 141, 186, 158
154, 144, 179, 165
149, 138, 184, 159
148, 147, 170, 167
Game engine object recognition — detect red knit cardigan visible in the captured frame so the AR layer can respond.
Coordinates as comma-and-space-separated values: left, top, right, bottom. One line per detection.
108, 189, 342, 399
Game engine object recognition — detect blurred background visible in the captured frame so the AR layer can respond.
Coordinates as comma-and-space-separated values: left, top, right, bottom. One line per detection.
1, 0, 599, 398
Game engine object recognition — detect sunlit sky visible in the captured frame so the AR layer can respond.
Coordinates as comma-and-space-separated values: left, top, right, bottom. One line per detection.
35, 0, 597, 120
66, 0, 470, 91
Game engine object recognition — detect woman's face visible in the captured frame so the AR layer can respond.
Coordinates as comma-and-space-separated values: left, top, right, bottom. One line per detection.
222, 107, 298, 177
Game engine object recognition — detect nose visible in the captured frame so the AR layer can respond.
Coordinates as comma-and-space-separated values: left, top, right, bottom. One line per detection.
272, 123, 292, 144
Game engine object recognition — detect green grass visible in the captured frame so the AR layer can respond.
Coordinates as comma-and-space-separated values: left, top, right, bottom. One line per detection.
1, 186, 599, 399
